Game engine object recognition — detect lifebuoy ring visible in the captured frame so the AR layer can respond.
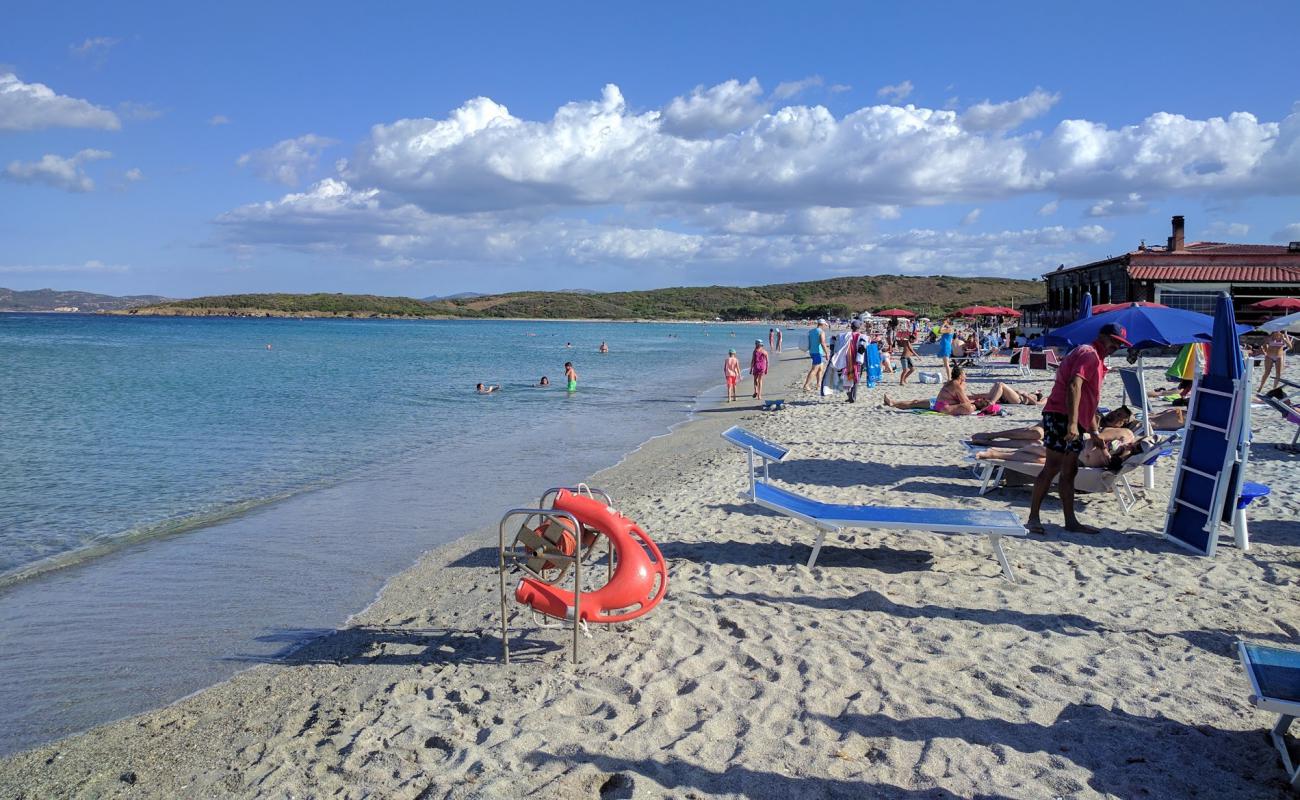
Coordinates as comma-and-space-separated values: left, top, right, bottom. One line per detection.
515, 489, 668, 623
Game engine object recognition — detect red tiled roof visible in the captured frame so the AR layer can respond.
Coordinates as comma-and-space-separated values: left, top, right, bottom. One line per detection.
1127, 265, 1300, 282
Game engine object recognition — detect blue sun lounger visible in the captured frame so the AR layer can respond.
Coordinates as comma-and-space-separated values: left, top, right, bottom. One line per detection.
749, 481, 1025, 580
722, 426, 1025, 580
1238, 641, 1300, 788
721, 425, 790, 485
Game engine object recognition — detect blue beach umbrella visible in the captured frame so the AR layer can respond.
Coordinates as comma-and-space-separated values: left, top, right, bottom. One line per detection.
1206, 292, 1245, 380
1079, 291, 1093, 320
1044, 302, 1218, 351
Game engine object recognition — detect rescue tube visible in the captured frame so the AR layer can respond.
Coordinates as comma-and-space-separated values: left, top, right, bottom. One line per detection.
515, 489, 668, 623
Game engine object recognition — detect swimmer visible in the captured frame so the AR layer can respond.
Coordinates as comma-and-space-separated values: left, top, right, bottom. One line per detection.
564, 361, 578, 392
598, 341, 609, 354
266, 343, 272, 350
476, 383, 499, 394
538, 376, 550, 387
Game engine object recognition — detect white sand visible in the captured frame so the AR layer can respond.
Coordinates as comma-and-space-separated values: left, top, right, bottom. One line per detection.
2, 350, 1298, 799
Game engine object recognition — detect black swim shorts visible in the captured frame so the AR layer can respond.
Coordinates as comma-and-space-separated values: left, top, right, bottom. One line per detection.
1041, 411, 1083, 454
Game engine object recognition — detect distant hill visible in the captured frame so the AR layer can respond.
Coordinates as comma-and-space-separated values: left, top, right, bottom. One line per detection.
120, 274, 1043, 321
422, 292, 484, 301
0, 287, 169, 312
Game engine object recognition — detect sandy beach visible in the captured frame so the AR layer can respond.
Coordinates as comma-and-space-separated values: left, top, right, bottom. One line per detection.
2, 347, 1298, 799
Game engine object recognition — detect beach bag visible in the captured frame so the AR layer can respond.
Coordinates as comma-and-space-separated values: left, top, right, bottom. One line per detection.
918, 371, 941, 384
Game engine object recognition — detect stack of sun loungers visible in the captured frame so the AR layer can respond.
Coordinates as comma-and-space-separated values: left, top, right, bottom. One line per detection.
721, 425, 1027, 581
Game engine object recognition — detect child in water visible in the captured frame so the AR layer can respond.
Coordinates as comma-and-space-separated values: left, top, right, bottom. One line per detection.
724, 348, 741, 402
564, 362, 578, 392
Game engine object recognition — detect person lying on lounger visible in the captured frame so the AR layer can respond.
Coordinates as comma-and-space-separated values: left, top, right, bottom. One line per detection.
883, 366, 981, 415
971, 407, 1135, 446
973, 435, 1151, 471
1147, 407, 1186, 430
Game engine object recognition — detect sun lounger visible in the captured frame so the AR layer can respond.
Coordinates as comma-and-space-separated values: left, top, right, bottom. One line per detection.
720, 424, 790, 486
1260, 395, 1300, 452
747, 480, 1025, 580
1238, 641, 1300, 788
970, 438, 1173, 514
1027, 349, 1060, 371
976, 346, 1030, 378
1117, 367, 1186, 438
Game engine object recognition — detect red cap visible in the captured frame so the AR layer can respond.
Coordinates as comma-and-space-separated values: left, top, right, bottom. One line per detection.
1099, 323, 1132, 348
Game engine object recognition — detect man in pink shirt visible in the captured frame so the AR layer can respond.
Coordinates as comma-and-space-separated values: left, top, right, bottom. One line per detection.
1026, 323, 1132, 535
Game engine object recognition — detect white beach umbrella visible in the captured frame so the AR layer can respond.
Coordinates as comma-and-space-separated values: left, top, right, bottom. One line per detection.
1258, 311, 1300, 333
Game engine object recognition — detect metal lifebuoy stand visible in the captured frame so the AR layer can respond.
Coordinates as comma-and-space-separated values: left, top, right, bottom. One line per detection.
497, 486, 615, 665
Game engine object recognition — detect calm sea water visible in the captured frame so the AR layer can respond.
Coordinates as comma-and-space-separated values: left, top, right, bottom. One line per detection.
0, 313, 769, 755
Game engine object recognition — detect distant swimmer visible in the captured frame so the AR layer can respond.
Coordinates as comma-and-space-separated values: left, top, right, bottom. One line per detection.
598, 341, 609, 353
476, 383, 500, 394
564, 361, 578, 392
538, 376, 550, 387
565, 342, 573, 348
266, 343, 272, 350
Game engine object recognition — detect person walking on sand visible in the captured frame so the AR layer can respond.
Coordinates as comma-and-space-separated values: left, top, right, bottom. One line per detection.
724, 348, 741, 402
775, 327, 783, 352
750, 339, 769, 400
1259, 329, 1292, 392
1026, 323, 1131, 535
897, 336, 918, 385
564, 361, 578, 392
834, 319, 867, 403
802, 319, 829, 392
937, 318, 955, 380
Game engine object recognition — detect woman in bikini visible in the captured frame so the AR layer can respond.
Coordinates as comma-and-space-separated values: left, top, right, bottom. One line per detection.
976, 382, 1043, 406
1259, 330, 1293, 392
971, 407, 1136, 447
883, 366, 978, 415
974, 435, 1149, 471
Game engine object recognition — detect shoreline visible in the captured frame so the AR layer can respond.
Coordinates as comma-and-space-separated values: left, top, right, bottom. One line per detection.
3, 350, 1294, 798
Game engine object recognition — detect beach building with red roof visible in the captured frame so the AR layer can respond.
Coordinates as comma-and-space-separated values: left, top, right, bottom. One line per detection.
1023, 216, 1300, 328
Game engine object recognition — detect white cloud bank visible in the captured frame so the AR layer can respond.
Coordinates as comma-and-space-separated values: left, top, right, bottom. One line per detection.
4, 149, 112, 192
216, 80, 1300, 277
0, 71, 120, 131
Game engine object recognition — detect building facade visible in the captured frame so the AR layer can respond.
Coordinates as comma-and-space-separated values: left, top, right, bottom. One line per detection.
1032, 216, 1300, 328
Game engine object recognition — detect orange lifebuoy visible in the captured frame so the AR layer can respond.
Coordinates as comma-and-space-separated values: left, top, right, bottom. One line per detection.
515, 489, 668, 623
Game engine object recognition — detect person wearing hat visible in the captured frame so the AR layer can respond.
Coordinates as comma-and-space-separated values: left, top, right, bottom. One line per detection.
750, 338, 770, 401
1027, 323, 1133, 535
802, 318, 830, 393
724, 347, 741, 402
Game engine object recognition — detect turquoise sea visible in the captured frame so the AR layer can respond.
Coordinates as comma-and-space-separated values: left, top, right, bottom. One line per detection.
0, 313, 769, 755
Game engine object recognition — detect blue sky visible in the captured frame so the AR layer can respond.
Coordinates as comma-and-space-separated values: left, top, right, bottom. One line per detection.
2, 1, 1299, 298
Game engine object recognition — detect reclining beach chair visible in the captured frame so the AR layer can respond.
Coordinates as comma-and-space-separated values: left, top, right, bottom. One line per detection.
1259, 395, 1300, 452
722, 426, 1026, 580
1117, 367, 1186, 439
1238, 641, 1300, 788
1027, 348, 1060, 371
976, 346, 1030, 378
969, 438, 1173, 514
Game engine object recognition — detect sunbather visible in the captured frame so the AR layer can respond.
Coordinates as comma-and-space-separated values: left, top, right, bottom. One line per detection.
977, 382, 1043, 406
971, 407, 1135, 446
883, 366, 979, 415
1147, 407, 1186, 430
974, 435, 1150, 471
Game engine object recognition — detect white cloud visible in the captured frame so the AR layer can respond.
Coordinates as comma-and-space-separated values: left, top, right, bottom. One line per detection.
214, 81, 1300, 279
4, 149, 112, 192
124, 167, 143, 182
877, 80, 913, 101
70, 37, 120, 58
237, 134, 338, 186
0, 259, 128, 274
1274, 223, 1300, 242
0, 71, 120, 131
772, 76, 823, 100
960, 208, 981, 226
209, 114, 231, 126
659, 79, 766, 139
961, 88, 1060, 132
1205, 220, 1250, 238
1087, 192, 1148, 217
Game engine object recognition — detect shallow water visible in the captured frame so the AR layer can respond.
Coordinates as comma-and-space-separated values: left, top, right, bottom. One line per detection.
0, 314, 769, 755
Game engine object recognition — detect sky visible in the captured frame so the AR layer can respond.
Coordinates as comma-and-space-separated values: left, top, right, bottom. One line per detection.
2, 1, 1299, 299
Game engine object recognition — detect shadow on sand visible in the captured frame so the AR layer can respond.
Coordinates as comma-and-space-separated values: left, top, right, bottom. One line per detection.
228, 625, 560, 666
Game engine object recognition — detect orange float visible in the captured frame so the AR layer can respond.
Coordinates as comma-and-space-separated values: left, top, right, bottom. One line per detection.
498, 487, 668, 662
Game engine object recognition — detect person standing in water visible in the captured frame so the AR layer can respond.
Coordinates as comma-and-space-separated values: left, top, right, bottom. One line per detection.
598, 341, 609, 354
750, 339, 769, 400
564, 362, 578, 392
724, 348, 741, 402
775, 327, 783, 352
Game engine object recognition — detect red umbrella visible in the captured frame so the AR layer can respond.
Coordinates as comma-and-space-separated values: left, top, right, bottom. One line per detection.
1249, 297, 1300, 311
875, 309, 916, 318
987, 306, 1021, 317
955, 305, 1000, 317
1092, 301, 1167, 314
